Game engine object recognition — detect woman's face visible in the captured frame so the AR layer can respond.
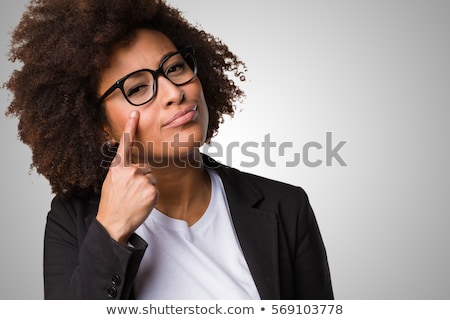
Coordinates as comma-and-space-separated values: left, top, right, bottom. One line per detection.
98, 29, 209, 164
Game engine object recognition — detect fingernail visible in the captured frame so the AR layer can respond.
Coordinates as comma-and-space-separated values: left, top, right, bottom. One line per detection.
130, 110, 138, 119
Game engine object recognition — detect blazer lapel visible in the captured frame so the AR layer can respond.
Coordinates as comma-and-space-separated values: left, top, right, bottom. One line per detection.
205, 156, 280, 299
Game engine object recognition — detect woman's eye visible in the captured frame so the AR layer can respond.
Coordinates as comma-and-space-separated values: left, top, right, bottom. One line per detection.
167, 62, 186, 74
127, 84, 149, 97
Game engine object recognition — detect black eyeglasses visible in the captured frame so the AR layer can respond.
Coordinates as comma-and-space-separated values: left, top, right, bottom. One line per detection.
98, 47, 197, 106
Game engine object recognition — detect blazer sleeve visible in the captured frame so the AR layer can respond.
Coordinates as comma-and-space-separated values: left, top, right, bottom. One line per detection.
294, 188, 334, 299
43, 196, 147, 299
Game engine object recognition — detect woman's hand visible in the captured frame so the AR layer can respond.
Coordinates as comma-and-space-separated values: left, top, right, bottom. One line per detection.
97, 110, 158, 244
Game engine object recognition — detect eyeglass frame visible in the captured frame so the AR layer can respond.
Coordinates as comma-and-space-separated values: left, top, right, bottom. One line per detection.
97, 46, 197, 107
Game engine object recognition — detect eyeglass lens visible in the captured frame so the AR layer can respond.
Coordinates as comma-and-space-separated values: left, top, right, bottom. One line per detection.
123, 52, 196, 105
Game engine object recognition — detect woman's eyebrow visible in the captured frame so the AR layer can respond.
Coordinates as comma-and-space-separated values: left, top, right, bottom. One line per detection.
158, 50, 178, 65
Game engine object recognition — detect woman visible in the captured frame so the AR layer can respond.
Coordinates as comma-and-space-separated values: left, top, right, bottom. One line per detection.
6, 0, 333, 299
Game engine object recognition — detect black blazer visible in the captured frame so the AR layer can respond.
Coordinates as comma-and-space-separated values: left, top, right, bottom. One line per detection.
44, 155, 333, 299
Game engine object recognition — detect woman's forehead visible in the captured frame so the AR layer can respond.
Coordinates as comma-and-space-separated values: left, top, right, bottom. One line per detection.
111, 29, 176, 65
99, 29, 177, 91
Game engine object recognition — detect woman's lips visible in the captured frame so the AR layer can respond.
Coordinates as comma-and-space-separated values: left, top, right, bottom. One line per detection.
162, 105, 198, 129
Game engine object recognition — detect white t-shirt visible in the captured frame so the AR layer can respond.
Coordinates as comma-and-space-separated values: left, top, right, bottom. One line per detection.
134, 169, 260, 300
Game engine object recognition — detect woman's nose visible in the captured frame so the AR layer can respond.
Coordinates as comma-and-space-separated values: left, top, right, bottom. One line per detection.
156, 76, 185, 108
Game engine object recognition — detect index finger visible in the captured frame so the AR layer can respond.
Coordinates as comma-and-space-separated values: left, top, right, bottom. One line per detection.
116, 110, 139, 167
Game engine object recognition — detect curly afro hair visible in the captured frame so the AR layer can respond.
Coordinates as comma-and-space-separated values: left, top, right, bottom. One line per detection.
5, 0, 246, 199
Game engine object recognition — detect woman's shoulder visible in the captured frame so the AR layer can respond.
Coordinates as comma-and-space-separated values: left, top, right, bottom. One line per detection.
203, 154, 309, 201
48, 192, 100, 223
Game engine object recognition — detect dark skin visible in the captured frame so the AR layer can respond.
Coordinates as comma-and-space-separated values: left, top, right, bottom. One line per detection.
96, 30, 211, 244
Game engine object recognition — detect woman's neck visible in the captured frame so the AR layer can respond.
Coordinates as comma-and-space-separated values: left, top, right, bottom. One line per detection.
149, 151, 211, 226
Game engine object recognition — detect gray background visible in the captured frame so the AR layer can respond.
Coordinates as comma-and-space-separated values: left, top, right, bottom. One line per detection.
1, 0, 449, 299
